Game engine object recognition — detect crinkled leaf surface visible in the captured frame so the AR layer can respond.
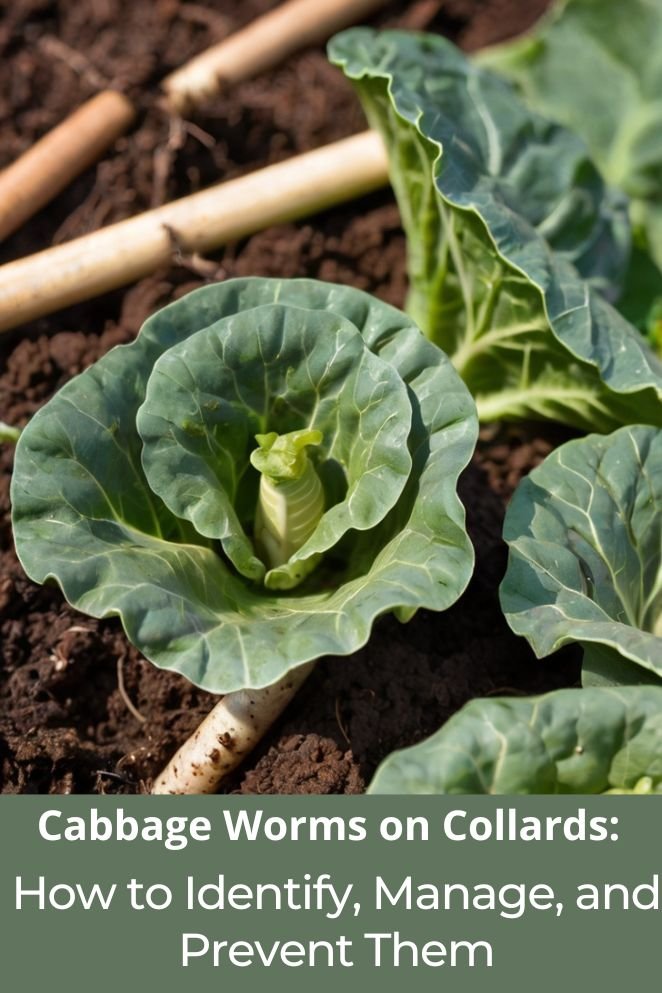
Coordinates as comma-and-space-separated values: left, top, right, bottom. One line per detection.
500, 425, 662, 686
11, 278, 477, 693
137, 304, 412, 585
368, 686, 662, 794
479, 0, 662, 272
330, 29, 662, 430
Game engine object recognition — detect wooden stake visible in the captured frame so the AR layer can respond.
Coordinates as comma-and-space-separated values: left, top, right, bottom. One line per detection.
0, 91, 135, 243
163, 0, 389, 110
0, 130, 389, 333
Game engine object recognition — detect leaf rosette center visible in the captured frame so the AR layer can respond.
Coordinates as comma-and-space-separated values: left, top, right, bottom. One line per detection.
136, 304, 413, 590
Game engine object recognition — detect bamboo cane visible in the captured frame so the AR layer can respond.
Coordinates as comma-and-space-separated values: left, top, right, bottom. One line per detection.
0, 91, 135, 243
163, 0, 389, 110
0, 130, 389, 333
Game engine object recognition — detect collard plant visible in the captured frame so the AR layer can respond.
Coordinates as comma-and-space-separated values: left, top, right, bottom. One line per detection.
329, 28, 662, 430
500, 425, 662, 689
369, 687, 662, 795
10, 277, 477, 793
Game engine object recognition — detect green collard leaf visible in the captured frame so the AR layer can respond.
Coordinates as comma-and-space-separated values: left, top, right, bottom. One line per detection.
500, 425, 662, 685
330, 28, 662, 431
479, 0, 662, 271
11, 278, 477, 693
368, 686, 662, 794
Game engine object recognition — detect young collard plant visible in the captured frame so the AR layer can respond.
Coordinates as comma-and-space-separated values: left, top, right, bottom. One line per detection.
500, 425, 662, 689
329, 29, 662, 431
10, 277, 478, 793
368, 686, 662, 795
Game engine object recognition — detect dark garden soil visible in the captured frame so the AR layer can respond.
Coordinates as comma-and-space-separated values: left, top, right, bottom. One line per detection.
0, 0, 578, 795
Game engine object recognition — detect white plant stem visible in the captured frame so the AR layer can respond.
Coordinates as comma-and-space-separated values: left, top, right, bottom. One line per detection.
151, 662, 315, 794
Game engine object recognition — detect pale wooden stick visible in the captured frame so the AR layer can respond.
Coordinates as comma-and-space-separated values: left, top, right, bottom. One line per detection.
163, 0, 389, 110
0, 91, 135, 243
0, 130, 388, 334
152, 663, 314, 794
